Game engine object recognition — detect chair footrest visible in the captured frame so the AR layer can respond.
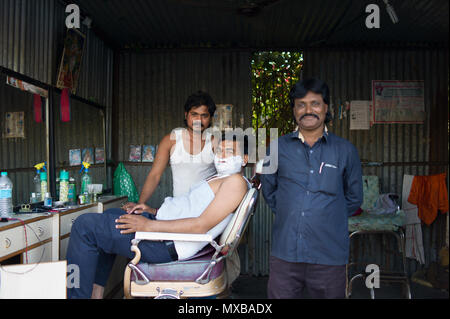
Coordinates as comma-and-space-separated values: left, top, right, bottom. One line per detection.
130, 272, 228, 298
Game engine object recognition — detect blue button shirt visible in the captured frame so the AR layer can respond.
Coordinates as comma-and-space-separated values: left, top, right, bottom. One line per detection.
261, 130, 363, 265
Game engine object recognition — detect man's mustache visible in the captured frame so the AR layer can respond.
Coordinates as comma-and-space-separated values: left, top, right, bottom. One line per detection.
300, 113, 319, 121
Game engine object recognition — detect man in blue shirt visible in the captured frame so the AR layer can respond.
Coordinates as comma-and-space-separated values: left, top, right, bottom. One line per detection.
261, 78, 363, 298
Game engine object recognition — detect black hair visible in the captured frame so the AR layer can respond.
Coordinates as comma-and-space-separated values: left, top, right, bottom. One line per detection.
289, 78, 332, 124
221, 132, 249, 155
184, 91, 216, 126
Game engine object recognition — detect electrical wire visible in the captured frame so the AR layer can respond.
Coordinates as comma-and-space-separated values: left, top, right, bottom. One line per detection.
0, 217, 46, 276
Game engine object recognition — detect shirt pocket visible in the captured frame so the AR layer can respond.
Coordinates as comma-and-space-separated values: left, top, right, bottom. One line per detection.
318, 164, 342, 195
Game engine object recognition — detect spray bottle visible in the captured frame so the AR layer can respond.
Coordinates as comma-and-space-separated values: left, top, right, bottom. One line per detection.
80, 162, 92, 203
33, 162, 45, 201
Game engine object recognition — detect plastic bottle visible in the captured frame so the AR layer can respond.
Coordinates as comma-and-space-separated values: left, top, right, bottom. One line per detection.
80, 162, 92, 203
68, 177, 76, 205
33, 173, 41, 201
0, 172, 13, 217
40, 172, 48, 201
44, 192, 52, 207
30, 192, 38, 204
59, 170, 69, 202
33, 163, 45, 201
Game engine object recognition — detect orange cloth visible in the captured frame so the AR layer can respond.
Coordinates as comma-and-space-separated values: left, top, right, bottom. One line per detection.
408, 173, 449, 225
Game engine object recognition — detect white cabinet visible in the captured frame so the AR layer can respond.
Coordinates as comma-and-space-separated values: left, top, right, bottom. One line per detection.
0, 216, 52, 261
22, 241, 52, 264
0, 196, 126, 264
0, 196, 127, 298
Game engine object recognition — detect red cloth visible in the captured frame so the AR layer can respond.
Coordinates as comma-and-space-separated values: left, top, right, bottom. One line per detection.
33, 94, 42, 123
60, 88, 71, 122
352, 207, 363, 216
408, 173, 449, 225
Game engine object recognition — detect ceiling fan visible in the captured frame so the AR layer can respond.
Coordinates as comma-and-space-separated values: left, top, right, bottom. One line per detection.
173, 0, 284, 17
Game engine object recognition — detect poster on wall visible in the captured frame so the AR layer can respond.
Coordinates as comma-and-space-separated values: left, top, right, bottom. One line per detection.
56, 28, 86, 94
129, 145, 142, 162
372, 80, 425, 124
69, 149, 81, 166
82, 148, 94, 164
2, 112, 25, 138
142, 145, 156, 162
95, 147, 105, 164
213, 104, 233, 130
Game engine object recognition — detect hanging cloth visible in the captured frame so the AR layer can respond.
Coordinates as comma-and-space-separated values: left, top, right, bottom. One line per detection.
60, 88, 71, 122
408, 173, 449, 225
33, 94, 43, 123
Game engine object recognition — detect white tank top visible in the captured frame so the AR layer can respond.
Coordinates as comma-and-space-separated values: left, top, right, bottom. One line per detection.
169, 128, 216, 197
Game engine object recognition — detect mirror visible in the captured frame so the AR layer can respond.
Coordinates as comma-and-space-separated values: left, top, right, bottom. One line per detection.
0, 73, 48, 206
52, 91, 107, 201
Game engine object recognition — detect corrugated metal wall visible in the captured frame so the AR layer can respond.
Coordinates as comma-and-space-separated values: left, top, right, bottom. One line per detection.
0, 0, 114, 204
114, 50, 252, 207
0, 0, 114, 104
302, 48, 449, 276
0, 0, 56, 84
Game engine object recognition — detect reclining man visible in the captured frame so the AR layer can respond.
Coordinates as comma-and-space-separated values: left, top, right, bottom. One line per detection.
66, 133, 250, 299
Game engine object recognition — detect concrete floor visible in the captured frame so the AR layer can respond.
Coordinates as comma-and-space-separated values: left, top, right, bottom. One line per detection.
113, 274, 448, 299
230, 275, 449, 299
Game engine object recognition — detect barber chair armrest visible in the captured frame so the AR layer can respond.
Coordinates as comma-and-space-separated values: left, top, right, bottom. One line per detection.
134, 231, 213, 243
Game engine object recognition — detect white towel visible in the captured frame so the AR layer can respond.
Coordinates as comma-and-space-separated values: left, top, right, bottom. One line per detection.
402, 175, 425, 264
156, 180, 233, 260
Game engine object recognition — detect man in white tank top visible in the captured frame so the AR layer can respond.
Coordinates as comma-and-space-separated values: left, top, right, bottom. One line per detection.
123, 91, 217, 210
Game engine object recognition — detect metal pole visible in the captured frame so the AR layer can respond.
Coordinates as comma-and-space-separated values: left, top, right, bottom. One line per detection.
47, 88, 56, 197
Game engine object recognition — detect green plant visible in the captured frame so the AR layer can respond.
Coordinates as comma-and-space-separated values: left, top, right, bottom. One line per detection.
252, 51, 303, 137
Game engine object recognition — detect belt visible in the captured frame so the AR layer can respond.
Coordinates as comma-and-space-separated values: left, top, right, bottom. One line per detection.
165, 240, 178, 261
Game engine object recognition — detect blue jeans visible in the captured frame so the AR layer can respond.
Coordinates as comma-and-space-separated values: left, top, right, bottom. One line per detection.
66, 208, 174, 298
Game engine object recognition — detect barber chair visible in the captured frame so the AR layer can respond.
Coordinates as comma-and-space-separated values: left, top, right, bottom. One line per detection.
123, 162, 263, 299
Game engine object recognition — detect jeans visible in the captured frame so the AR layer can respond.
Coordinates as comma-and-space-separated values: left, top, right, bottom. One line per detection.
66, 208, 174, 298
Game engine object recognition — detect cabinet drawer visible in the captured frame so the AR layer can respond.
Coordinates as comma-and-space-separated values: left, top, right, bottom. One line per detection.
0, 218, 53, 259
60, 209, 93, 237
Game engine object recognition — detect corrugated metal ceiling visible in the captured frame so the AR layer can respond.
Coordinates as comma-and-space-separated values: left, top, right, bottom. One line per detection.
68, 0, 449, 50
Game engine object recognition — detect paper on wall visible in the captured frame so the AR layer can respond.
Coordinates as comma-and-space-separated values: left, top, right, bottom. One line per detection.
350, 100, 371, 130
213, 104, 233, 130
